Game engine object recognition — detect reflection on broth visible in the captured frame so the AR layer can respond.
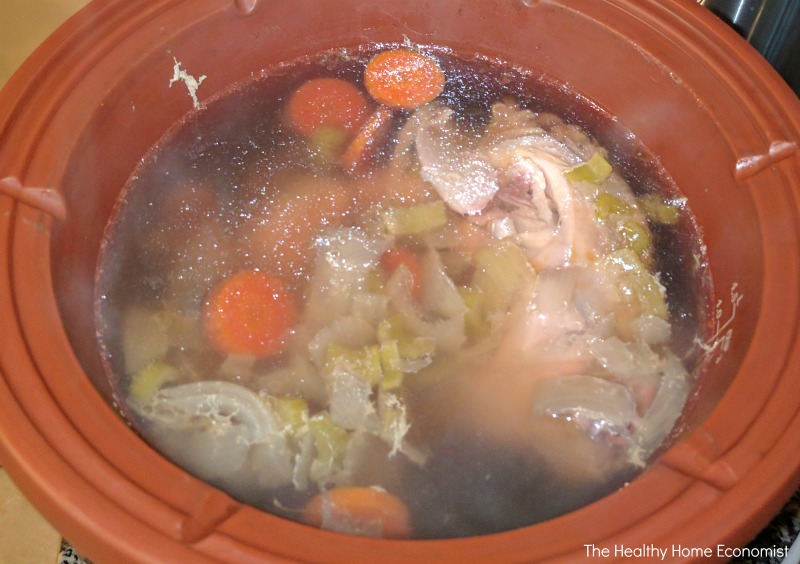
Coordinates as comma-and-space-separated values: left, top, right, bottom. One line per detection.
95, 45, 710, 539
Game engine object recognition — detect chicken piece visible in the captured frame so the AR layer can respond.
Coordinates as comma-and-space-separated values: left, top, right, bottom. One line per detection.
400, 100, 621, 270
402, 103, 499, 215
134, 381, 295, 502
490, 144, 603, 270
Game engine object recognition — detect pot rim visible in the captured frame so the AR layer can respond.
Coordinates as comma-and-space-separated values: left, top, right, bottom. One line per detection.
1, 1, 799, 562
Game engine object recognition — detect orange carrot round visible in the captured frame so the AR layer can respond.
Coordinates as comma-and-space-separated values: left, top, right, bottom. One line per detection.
364, 49, 445, 109
203, 271, 297, 357
381, 246, 422, 302
303, 486, 411, 539
286, 78, 370, 137
341, 106, 395, 173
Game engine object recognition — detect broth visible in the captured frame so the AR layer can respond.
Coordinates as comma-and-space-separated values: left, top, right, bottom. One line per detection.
95, 45, 710, 539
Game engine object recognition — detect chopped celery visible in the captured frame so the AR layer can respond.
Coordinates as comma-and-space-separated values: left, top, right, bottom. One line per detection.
325, 343, 383, 385
379, 340, 403, 390
458, 285, 489, 338
607, 249, 668, 319
640, 194, 682, 225
272, 396, 309, 435
308, 412, 350, 475
121, 307, 172, 375
472, 241, 535, 314
308, 125, 348, 167
399, 336, 435, 360
128, 360, 178, 404
565, 151, 613, 184
595, 192, 633, 220
376, 316, 435, 360
365, 266, 386, 294
377, 315, 406, 343
618, 220, 652, 259
375, 317, 435, 389
382, 201, 447, 235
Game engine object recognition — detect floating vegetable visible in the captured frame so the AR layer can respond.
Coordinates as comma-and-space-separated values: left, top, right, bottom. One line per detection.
381, 201, 447, 235
565, 151, 613, 184
595, 192, 633, 220
203, 271, 298, 357
303, 486, 412, 538
286, 77, 370, 137
128, 360, 178, 404
380, 246, 423, 302
472, 241, 536, 315
341, 106, 395, 173
364, 49, 445, 109
640, 194, 682, 225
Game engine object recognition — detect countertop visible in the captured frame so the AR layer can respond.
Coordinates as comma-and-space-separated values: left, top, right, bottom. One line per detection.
1, 1, 798, 563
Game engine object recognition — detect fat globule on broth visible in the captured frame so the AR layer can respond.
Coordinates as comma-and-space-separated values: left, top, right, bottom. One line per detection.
95, 45, 710, 539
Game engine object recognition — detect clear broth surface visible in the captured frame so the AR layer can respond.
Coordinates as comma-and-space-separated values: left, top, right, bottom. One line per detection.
96, 45, 711, 539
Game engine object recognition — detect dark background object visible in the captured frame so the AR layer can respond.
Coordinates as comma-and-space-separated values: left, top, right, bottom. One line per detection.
701, 0, 800, 95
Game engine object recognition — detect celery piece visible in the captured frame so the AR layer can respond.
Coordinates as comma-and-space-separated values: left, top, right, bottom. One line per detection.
472, 241, 535, 314
595, 192, 633, 220
399, 337, 435, 361
379, 340, 404, 390
121, 307, 172, 375
365, 266, 386, 294
272, 396, 309, 435
308, 125, 348, 167
128, 360, 178, 404
308, 412, 350, 474
377, 316, 435, 361
325, 343, 383, 385
618, 220, 652, 259
458, 286, 489, 338
377, 315, 406, 343
382, 201, 447, 235
565, 151, 613, 184
640, 194, 681, 225
607, 249, 668, 319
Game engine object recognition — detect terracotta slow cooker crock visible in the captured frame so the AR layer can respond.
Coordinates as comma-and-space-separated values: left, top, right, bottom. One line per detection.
1, 0, 799, 562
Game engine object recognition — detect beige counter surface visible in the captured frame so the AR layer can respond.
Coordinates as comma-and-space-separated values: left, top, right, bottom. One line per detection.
1, 3, 91, 562
0, 0, 91, 87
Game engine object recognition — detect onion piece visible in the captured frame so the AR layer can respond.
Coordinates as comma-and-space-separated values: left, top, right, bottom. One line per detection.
588, 336, 663, 382
135, 381, 293, 487
533, 375, 637, 439
308, 316, 376, 370
326, 366, 380, 432
420, 248, 469, 320
303, 227, 389, 327
631, 354, 690, 457
386, 267, 466, 353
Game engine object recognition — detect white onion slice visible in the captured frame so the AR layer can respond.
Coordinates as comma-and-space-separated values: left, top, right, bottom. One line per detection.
135, 381, 293, 487
533, 375, 637, 439
632, 354, 690, 455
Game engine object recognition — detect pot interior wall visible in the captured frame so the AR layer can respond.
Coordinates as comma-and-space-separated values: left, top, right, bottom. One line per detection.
51, 0, 757, 456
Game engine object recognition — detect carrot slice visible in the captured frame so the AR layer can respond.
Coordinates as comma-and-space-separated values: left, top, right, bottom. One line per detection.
203, 271, 297, 357
286, 78, 371, 137
364, 49, 445, 109
303, 487, 412, 539
381, 246, 422, 302
340, 106, 395, 173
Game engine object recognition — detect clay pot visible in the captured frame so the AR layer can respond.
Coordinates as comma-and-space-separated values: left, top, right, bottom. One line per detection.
1, 1, 799, 562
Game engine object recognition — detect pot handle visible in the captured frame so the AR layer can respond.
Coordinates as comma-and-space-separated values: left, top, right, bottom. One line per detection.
0, 176, 66, 221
